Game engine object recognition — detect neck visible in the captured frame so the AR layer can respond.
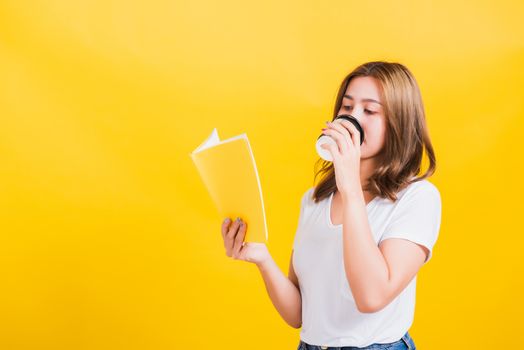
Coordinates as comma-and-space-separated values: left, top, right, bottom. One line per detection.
359, 157, 377, 192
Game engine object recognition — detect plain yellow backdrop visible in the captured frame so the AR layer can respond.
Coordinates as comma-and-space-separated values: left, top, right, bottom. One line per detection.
0, 0, 523, 348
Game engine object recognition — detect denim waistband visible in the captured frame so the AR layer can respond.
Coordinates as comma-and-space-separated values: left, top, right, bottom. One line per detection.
298, 331, 415, 350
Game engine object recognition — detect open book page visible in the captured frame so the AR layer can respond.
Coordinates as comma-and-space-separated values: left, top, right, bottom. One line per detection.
192, 128, 249, 154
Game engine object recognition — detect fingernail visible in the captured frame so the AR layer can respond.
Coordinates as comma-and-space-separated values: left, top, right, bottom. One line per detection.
224, 218, 230, 223
236, 217, 240, 222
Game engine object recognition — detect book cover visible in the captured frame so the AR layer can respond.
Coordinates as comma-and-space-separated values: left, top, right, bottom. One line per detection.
189, 128, 268, 243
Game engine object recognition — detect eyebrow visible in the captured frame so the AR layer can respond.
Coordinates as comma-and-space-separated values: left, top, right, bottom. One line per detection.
343, 94, 382, 105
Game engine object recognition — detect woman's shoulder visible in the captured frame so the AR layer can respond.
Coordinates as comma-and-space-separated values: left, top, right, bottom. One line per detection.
301, 186, 316, 205
396, 178, 441, 204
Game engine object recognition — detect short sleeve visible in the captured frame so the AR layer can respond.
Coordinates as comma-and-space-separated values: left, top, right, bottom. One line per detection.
379, 181, 442, 264
292, 187, 313, 250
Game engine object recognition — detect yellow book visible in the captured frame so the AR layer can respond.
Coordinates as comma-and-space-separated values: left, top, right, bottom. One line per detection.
189, 128, 268, 243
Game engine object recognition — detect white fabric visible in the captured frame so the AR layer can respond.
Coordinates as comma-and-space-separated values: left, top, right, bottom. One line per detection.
292, 179, 442, 347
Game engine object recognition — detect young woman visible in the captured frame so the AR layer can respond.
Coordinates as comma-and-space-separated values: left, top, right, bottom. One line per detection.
221, 61, 441, 350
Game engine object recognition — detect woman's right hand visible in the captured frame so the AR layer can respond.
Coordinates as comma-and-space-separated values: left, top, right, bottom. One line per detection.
221, 217, 271, 266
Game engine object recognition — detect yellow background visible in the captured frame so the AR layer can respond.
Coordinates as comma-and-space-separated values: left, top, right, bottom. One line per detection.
1, 0, 523, 348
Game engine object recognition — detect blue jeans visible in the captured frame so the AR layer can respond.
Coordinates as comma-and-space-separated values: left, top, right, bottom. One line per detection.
297, 331, 416, 350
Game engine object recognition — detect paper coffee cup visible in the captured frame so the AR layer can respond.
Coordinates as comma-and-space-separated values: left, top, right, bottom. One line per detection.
315, 115, 364, 162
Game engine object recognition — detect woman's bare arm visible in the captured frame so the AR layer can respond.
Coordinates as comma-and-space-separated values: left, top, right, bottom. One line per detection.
221, 217, 302, 328
257, 251, 302, 328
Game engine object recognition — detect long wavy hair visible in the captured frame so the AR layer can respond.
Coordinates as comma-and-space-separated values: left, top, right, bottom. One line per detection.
312, 61, 436, 203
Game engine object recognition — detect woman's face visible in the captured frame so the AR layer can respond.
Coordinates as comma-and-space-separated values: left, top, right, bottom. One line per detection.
336, 76, 387, 160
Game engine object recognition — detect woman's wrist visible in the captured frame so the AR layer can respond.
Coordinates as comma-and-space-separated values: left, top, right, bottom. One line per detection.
256, 256, 276, 272
341, 188, 364, 204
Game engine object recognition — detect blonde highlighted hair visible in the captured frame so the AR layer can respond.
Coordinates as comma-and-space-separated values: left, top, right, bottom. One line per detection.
312, 61, 436, 203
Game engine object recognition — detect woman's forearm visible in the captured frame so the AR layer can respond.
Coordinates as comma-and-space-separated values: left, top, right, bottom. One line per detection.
341, 190, 389, 312
256, 257, 302, 328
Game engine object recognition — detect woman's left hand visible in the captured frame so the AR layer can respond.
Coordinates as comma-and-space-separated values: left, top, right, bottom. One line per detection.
321, 120, 362, 195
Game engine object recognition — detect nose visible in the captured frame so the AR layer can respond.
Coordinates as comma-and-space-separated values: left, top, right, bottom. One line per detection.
338, 109, 364, 124
350, 110, 364, 123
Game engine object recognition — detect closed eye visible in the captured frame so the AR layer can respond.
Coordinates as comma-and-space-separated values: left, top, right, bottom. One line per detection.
342, 106, 376, 115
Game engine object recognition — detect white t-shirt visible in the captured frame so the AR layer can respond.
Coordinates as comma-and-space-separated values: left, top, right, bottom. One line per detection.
292, 179, 442, 347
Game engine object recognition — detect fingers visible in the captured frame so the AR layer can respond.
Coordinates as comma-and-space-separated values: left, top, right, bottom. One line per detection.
322, 121, 350, 154
339, 120, 361, 147
222, 217, 245, 258
330, 120, 357, 147
320, 141, 340, 162
322, 120, 361, 154
232, 220, 247, 259
221, 218, 231, 242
